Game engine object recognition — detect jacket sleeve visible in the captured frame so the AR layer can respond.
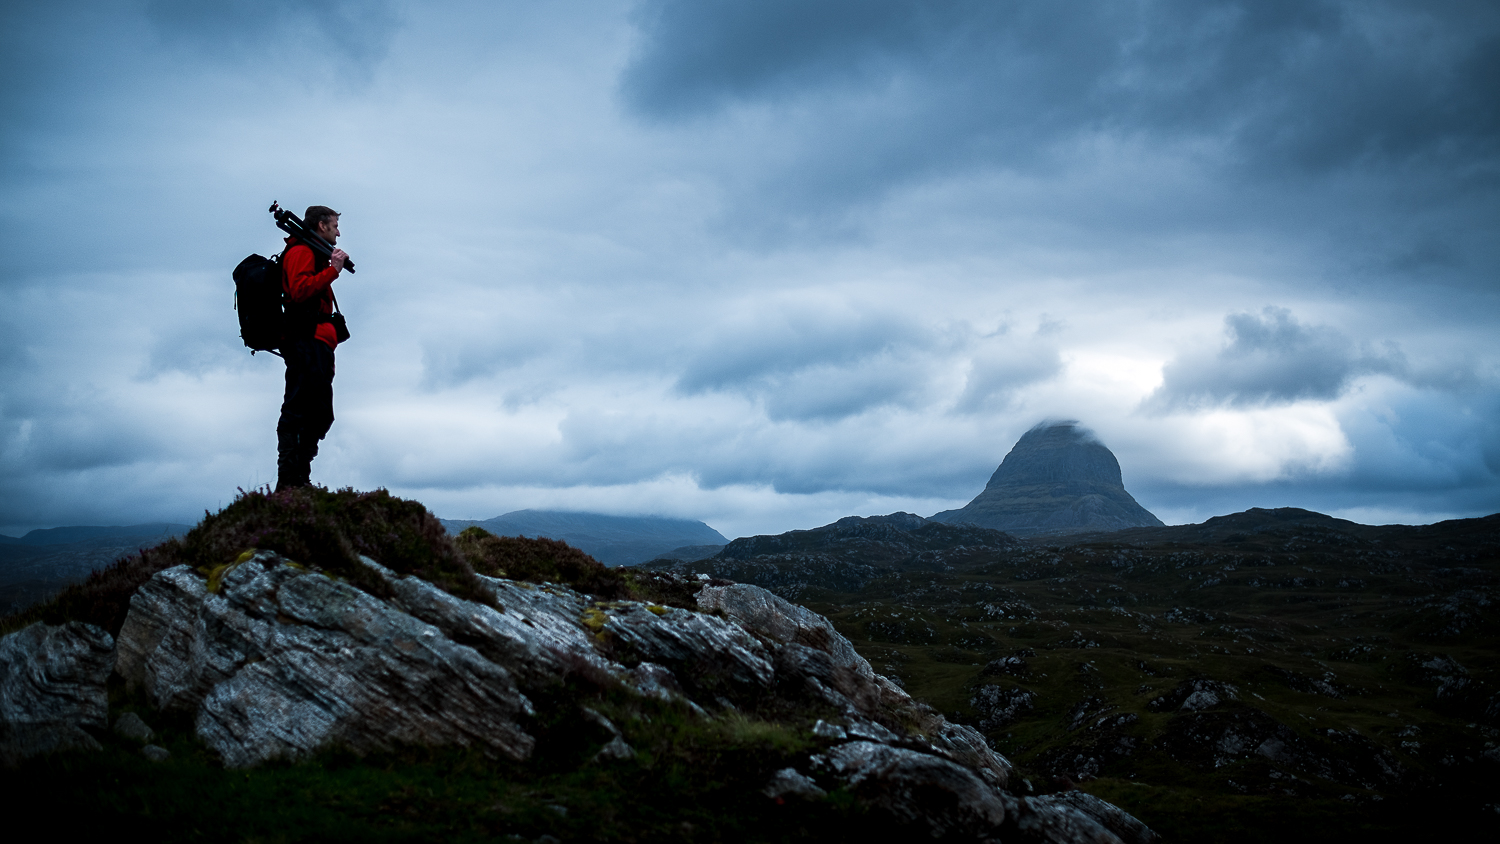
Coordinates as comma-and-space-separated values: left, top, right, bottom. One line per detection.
283, 245, 338, 303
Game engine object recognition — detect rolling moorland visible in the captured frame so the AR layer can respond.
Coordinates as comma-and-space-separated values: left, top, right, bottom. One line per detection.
0, 485, 1495, 841
0, 487, 1159, 844
0, 524, 190, 615
5, 420, 1497, 840
645, 507, 1500, 841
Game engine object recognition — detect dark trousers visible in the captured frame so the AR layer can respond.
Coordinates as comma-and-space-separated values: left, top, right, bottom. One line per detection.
276, 337, 335, 491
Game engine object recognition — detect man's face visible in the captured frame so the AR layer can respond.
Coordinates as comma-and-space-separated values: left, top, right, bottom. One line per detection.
318, 216, 341, 244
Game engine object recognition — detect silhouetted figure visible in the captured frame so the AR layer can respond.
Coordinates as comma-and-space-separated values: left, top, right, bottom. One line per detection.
276, 205, 348, 491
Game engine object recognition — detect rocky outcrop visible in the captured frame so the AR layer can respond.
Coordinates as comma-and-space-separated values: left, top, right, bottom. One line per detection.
1034, 791, 1161, 844
931, 421, 1163, 536
0, 621, 114, 767
2, 545, 1156, 842
113, 551, 536, 768
819, 741, 1009, 838
107, 550, 993, 776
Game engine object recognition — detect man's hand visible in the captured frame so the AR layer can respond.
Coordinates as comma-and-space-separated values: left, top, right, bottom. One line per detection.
330, 249, 349, 275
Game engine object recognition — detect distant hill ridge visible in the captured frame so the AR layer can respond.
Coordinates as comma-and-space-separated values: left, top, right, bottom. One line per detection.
0, 523, 191, 615
930, 420, 1164, 536
644, 512, 1021, 596
440, 509, 727, 567
0, 523, 189, 546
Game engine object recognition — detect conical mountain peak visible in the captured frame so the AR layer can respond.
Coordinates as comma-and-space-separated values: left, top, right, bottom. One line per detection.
986, 421, 1123, 489
932, 421, 1163, 536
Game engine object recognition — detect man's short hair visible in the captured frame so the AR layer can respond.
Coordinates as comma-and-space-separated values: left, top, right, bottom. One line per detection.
304, 205, 340, 233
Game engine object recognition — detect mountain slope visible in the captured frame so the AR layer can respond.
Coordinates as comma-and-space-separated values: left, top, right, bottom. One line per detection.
931, 421, 1163, 536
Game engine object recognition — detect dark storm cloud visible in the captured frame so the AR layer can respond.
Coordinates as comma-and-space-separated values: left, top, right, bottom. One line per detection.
673, 308, 950, 421
623, 0, 1500, 192
675, 309, 928, 393
623, 0, 942, 116
143, 0, 401, 69
1, 0, 399, 139
1148, 307, 1403, 409
3, 1, 1497, 534
952, 344, 1063, 414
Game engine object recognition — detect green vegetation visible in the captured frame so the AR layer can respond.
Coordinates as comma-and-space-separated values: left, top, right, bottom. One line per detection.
1, 487, 697, 639
788, 512, 1500, 841
6, 494, 1497, 841
4, 676, 859, 843
0, 487, 858, 842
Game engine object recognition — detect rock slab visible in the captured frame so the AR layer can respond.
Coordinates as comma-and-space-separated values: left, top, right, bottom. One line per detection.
0, 621, 114, 767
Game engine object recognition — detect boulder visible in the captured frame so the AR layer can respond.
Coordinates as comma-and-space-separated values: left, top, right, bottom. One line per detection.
762, 767, 826, 801
113, 712, 155, 743
821, 741, 1008, 838
1146, 678, 1239, 713
597, 601, 775, 691
97, 545, 1147, 843
1006, 794, 1126, 844
0, 621, 114, 767
699, 583, 892, 716
117, 551, 534, 768
1033, 791, 1160, 844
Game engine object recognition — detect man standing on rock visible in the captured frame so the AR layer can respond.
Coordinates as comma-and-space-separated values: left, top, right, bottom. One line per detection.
276, 205, 349, 492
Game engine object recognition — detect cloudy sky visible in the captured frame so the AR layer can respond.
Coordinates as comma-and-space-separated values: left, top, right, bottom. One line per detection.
3, 0, 1497, 539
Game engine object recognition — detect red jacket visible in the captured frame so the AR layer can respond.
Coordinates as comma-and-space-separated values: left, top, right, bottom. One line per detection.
282, 237, 340, 350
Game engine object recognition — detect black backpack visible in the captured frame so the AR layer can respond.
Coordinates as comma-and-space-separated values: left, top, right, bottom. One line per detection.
233, 249, 289, 355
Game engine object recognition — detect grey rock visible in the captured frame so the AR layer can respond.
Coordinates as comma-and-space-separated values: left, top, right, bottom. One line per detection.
773, 643, 852, 709
622, 662, 707, 716
1148, 678, 1238, 713
698, 583, 868, 672
846, 718, 900, 743
114, 558, 277, 712
698, 583, 891, 715
1035, 791, 1159, 844
580, 707, 622, 739
973, 684, 1037, 730
698, 581, 1010, 785
0, 621, 113, 767
599, 601, 775, 692
113, 712, 155, 743
1180, 689, 1224, 712
812, 719, 847, 740
930, 720, 1014, 789
623, 662, 682, 702
763, 767, 826, 801
118, 553, 535, 768
1008, 794, 1126, 844
101, 546, 1154, 843
367, 557, 614, 691
141, 743, 170, 762
823, 740, 1007, 838
592, 735, 634, 762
